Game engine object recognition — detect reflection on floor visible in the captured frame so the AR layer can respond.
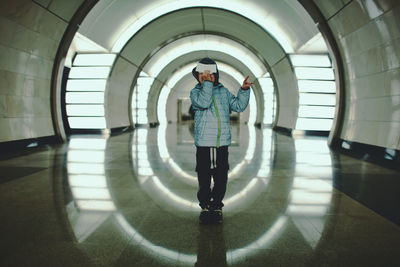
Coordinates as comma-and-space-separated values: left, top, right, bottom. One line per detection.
1, 122, 400, 266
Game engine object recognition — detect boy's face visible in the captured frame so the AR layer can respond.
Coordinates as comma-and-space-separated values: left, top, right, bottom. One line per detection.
199, 70, 215, 83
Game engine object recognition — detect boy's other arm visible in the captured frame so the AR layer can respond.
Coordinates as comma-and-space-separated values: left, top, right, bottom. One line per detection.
228, 88, 250, 113
229, 75, 253, 112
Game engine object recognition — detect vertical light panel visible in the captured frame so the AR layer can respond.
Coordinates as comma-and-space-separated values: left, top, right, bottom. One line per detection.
290, 54, 336, 132
66, 53, 116, 129
258, 73, 276, 125
132, 72, 154, 125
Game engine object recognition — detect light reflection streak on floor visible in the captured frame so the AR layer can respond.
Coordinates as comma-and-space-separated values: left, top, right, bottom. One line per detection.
66, 136, 115, 243
138, 124, 274, 212
64, 123, 337, 265
157, 123, 257, 183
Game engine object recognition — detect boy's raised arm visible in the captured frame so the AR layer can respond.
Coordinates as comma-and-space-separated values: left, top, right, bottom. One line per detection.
190, 81, 214, 110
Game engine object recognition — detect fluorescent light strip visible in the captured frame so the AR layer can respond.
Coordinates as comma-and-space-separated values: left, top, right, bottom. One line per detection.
69, 67, 111, 79
73, 54, 116, 66
66, 105, 105, 116
298, 106, 334, 119
299, 93, 336, 106
66, 92, 104, 104
290, 54, 331, 67
298, 80, 336, 93
68, 117, 106, 129
66, 80, 107, 92
295, 67, 334, 80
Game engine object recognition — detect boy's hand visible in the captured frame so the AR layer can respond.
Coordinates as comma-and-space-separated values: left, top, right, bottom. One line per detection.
242, 76, 254, 90
199, 70, 213, 83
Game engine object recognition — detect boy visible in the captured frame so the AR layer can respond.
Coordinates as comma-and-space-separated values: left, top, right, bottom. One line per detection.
190, 58, 253, 224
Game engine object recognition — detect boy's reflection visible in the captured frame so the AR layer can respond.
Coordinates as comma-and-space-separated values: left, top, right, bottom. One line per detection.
195, 224, 227, 267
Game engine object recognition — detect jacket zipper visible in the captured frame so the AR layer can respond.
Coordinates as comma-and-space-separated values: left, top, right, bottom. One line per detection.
212, 96, 221, 148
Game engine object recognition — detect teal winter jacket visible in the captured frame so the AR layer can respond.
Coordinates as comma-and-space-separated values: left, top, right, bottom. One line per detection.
190, 81, 250, 147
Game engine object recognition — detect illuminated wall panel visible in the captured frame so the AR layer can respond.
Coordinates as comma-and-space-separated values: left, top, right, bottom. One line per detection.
258, 73, 276, 125
66, 53, 116, 129
132, 72, 154, 125
291, 54, 336, 132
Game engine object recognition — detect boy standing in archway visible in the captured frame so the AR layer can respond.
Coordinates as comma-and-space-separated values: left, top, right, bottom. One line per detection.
190, 58, 253, 224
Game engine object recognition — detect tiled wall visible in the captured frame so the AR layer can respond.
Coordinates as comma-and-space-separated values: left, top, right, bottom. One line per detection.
0, 0, 84, 142
315, 0, 400, 149
105, 57, 137, 129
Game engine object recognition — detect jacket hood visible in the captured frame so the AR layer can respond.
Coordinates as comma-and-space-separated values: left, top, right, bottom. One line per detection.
192, 57, 219, 86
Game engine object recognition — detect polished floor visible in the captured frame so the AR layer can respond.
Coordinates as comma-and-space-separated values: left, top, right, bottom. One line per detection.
1, 123, 400, 266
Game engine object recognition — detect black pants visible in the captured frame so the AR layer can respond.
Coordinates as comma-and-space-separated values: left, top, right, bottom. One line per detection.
196, 146, 229, 209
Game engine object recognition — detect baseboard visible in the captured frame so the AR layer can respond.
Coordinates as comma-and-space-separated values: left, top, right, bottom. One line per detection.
110, 126, 132, 136
0, 135, 61, 160
332, 138, 400, 170
273, 126, 292, 136
293, 130, 329, 137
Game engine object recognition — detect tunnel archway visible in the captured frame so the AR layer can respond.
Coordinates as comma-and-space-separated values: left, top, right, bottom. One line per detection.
131, 33, 268, 126
58, 2, 344, 144
114, 7, 292, 130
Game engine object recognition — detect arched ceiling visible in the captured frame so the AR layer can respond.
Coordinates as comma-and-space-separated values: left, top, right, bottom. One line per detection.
78, 0, 319, 53
117, 7, 286, 70
145, 49, 263, 124
79, 0, 318, 52
70, 0, 328, 130
150, 50, 259, 86
143, 35, 267, 79
74, 1, 328, 89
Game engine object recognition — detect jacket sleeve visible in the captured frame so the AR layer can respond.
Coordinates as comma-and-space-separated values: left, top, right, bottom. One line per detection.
190, 81, 213, 110
228, 87, 250, 112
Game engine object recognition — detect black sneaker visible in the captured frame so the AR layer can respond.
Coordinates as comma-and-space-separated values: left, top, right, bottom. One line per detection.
210, 209, 223, 224
199, 208, 210, 224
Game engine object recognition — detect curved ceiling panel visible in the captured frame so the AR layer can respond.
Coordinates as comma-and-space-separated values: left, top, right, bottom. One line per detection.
148, 50, 258, 91
120, 8, 203, 66
143, 34, 267, 79
78, 0, 318, 53
119, 8, 285, 70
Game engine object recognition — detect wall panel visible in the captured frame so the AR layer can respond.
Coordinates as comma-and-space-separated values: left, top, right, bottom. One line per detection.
105, 57, 138, 129
0, 0, 80, 142
271, 57, 299, 130
317, 0, 400, 149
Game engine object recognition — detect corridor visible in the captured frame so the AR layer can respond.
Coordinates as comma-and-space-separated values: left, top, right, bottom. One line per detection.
1, 0, 400, 266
